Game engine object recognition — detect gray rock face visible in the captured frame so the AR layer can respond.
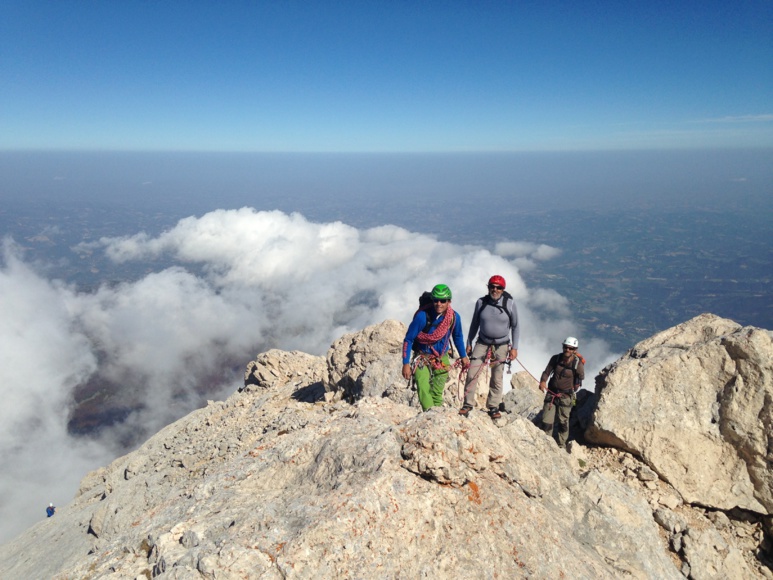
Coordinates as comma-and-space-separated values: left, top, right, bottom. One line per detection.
586, 313, 773, 515
0, 397, 679, 579
501, 371, 543, 421
244, 349, 327, 394
325, 319, 407, 402
682, 526, 752, 580
325, 319, 467, 409
1, 317, 769, 579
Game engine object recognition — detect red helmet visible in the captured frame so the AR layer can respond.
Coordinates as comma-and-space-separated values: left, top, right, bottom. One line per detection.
488, 275, 506, 289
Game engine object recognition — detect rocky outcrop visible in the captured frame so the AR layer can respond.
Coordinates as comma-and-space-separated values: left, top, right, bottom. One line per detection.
0, 400, 679, 579
244, 349, 326, 394
586, 314, 773, 518
501, 371, 543, 421
0, 317, 770, 579
577, 445, 764, 580
325, 319, 408, 402
325, 319, 467, 409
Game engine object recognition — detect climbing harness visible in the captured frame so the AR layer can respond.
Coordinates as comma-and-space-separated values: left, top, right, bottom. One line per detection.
456, 345, 511, 404
412, 353, 449, 373
543, 388, 564, 411
406, 351, 454, 392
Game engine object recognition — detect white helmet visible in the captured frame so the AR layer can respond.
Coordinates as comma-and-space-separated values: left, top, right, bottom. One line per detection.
562, 336, 579, 348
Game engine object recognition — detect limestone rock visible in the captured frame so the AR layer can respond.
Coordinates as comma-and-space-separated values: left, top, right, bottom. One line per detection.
0, 352, 681, 579
325, 319, 407, 401
653, 507, 687, 534
566, 440, 589, 465
638, 465, 658, 482
501, 371, 543, 421
568, 469, 680, 579
682, 526, 752, 580
586, 313, 773, 515
709, 510, 732, 529
243, 349, 326, 392
324, 319, 467, 409
7, 315, 772, 579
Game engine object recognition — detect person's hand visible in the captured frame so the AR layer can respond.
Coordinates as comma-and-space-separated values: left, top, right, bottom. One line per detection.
466, 344, 472, 356
539, 381, 547, 393
509, 348, 517, 361
402, 363, 412, 381
461, 357, 471, 370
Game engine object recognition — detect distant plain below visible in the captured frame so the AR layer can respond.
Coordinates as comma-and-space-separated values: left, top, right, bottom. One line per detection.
2, 148, 771, 353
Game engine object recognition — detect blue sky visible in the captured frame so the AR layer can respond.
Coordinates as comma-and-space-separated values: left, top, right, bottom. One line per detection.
2, 0, 771, 152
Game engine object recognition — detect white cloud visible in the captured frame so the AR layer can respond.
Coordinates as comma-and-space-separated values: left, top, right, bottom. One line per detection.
1, 209, 616, 542
512, 257, 537, 271
694, 114, 773, 124
494, 241, 561, 261
527, 288, 571, 316
0, 241, 103, 541
533, 244, 562, 261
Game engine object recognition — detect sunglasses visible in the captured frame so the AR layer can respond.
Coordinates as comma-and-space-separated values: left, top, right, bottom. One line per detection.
432, 298, 449, 304
563, 345, 577, 350
488, 285, 504, 291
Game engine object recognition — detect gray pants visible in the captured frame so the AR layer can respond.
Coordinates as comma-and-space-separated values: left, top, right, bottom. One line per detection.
463, 342, 509, 410
541, 391, 574, 447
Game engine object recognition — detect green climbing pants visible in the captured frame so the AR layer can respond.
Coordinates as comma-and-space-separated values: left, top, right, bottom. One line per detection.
414, 353, 450, 411
541, 390, 574, 448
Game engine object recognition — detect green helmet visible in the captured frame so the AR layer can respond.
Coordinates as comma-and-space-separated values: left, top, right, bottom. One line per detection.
431, 284, 452, 300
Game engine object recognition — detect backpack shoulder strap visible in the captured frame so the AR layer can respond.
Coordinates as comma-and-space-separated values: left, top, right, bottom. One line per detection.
552, 354, 577, 378
502, 291, 513, 323
480, 292, 511, 315
420, 307, 434, 334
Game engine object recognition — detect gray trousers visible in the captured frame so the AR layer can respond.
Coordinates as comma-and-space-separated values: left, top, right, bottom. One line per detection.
463, 342, 509, 410
541, 391, 574, 447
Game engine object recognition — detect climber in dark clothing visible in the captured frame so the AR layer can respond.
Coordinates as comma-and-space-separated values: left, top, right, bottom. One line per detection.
539, 336, 585, 448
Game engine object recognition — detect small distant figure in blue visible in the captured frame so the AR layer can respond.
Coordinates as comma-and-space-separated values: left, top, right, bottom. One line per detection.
46, 503, 56, 517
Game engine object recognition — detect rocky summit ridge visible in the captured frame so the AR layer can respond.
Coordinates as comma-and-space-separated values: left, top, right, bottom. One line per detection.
0, 314, 771, 579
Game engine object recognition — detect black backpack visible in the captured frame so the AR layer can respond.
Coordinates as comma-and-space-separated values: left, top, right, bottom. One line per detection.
417, 290, 434, 316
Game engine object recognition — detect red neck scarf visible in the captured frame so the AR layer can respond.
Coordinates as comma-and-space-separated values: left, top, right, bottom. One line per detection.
416, 306, 455, 345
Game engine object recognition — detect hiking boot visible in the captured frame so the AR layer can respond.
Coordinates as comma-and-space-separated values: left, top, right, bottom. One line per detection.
488, 407, 501, 420
459, 406, 472, 417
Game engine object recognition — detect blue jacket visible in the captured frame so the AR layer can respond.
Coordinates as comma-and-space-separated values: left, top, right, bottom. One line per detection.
402, 309, 466, 365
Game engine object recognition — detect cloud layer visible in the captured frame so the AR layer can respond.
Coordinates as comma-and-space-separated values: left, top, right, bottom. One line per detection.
0, 208, 616, 542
